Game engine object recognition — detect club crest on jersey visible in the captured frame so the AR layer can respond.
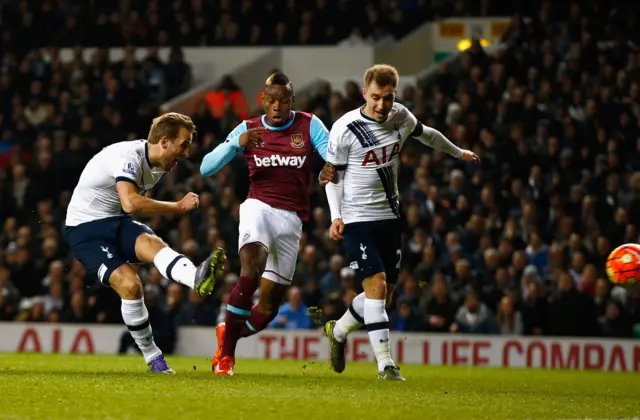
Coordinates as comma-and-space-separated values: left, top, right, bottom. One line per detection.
123, 162, 136, 176
290, 134, 305, 148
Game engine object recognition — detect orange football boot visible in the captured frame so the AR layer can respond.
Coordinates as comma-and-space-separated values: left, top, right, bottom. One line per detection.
211, 322, 226, 370
214, 355, 235, 376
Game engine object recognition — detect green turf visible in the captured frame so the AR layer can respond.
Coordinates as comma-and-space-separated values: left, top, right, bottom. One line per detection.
0, 353, 638, 419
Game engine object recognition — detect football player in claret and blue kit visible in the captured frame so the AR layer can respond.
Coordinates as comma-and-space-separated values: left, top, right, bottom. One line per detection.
200, 72, 333, 375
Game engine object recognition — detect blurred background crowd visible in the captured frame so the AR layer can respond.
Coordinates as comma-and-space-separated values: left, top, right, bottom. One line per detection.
0, 0, 516, 50
2, 0, 640, 355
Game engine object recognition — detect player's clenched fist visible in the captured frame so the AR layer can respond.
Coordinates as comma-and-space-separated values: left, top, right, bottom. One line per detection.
319, 163, 337, 185
329, 218, 344, 241
177, 192, 200, 212
239, 127, 267, 148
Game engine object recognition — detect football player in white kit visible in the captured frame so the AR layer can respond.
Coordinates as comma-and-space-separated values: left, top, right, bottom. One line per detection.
65, 113, 226, 374
321, 65, 479, 380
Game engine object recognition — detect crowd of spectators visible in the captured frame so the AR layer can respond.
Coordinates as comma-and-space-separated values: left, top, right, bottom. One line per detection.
382, 2, 640, 338
0, 0, 512, 50
1, 0, 640, 356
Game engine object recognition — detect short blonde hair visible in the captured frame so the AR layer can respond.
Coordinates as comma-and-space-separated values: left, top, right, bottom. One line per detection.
363, 64, 399, 89
148, 112, 195, 144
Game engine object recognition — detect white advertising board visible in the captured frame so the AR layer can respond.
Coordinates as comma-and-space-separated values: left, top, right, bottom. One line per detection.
2, 323, 638, 372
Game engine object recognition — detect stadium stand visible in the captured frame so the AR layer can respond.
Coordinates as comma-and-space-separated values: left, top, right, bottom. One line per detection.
0, 0, 486, 49
1, 0, 640, 353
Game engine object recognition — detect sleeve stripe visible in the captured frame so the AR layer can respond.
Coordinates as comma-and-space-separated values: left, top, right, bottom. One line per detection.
115, 177, 140, 190
410, 122, 423, 137
333, 164, 347, 171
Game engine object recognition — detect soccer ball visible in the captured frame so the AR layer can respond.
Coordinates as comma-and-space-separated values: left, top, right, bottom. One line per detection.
606, 243, 640, 284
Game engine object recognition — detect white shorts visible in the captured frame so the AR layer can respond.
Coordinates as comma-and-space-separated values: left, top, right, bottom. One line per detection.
238, 198, 302, 285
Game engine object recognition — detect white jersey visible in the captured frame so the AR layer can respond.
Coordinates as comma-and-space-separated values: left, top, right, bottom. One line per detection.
327, 103, 419, 224
65, 140, 165, 226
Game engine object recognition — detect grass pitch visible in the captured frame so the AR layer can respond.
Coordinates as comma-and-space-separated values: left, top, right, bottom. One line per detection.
0, 353, 638, 419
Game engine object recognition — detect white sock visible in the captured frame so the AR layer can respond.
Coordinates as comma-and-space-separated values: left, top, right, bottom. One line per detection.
121, 298, 162, 364
334, 292, 365, 342
153, 247, 197, 289
364, 298, 395, 372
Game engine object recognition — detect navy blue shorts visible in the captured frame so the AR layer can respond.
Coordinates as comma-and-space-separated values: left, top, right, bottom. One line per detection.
342, 218, 402, 284
65, 215, 155, 286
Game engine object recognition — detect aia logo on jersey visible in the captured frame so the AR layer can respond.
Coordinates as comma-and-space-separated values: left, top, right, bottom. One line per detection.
361, 143, 400, 166
290, 134, 305, 148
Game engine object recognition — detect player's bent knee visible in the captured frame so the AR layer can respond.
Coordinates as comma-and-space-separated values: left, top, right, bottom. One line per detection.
363, 272, 387, 299
109, 265, 143, 300
135, 233, 168, 263
239, 245, 268, 280
239, 243, 268, 276
113, 277, 143, 300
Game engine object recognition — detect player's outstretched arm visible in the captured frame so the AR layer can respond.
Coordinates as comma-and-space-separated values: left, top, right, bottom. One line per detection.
200, 122, 247, 177
116, 181, 199, 216
412, 123, 479, 161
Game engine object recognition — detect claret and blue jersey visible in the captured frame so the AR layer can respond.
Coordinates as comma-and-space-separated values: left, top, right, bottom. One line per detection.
200, 111, 329, 221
